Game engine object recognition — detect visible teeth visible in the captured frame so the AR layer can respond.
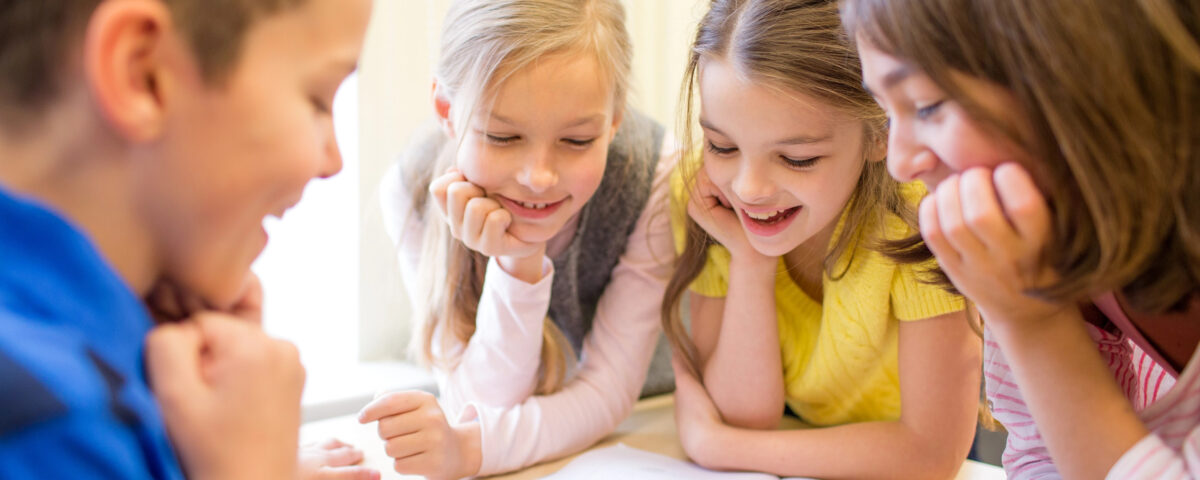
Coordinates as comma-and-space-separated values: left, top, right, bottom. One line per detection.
746, 209, 787, 220
518, 201, 549, 210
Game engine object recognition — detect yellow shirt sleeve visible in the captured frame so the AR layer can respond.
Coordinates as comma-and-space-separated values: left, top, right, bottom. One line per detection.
890, 261, 964, 321
887, 181, 964, 321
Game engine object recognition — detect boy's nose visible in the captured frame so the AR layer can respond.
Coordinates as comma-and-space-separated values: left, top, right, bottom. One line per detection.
319, 125, 344, 179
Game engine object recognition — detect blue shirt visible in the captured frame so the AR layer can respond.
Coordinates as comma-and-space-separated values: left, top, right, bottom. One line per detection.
0, 186, 183, 479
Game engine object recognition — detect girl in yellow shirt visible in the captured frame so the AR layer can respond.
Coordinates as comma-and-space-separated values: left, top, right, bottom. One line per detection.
662, 1, 981, 478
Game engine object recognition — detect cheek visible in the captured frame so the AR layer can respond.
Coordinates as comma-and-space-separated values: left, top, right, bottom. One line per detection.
930, 115, 1012, 172
454, 140, 500, 187
570, 150, 608, 196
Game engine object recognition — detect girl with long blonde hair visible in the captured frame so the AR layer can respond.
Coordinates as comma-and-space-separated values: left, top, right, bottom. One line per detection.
365, 0, 677, 477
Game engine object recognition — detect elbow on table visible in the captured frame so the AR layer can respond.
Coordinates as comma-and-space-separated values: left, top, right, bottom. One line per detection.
905, 442, 972, 480
718, 408, 780, 431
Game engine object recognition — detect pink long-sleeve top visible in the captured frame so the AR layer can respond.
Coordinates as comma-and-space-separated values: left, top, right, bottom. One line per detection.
983, 293, 1200, 480
379, 142, 677, 476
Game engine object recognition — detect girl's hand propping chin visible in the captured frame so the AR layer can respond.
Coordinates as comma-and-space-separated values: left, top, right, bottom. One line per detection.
687, 167, 771, 265
429, 167, 542, 260
921, 164, 1063, 328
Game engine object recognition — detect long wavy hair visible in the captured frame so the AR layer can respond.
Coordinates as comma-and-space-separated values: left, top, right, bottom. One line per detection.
661, 0, 927, 374
399, 0, 634, 394
842, 0, 1200, 314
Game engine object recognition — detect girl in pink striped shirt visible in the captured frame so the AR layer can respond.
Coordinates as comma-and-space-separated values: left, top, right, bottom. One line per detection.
842, 0, 1200, 478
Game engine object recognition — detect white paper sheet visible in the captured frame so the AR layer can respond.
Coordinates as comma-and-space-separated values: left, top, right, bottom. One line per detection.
540, 444, 815, 480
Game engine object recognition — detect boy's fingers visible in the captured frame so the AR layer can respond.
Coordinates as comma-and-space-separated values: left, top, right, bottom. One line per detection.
358, 390, 435, 424
315, 438, 349, 450
145, 322, 206, 400
321, 446, 365, 467
315, 466, 380, 480
228, 273, 264, 325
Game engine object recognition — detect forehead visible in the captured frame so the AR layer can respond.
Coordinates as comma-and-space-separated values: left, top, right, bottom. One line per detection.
485, 53, 615, 125
857, 38, 913, 95
698, 58, 851, 140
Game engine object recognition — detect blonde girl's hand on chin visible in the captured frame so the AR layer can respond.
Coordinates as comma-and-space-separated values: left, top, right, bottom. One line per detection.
922, 164, 1066, 330
429, 167, 547, 283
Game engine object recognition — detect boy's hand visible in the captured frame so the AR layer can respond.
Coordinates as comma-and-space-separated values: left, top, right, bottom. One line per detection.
146, 312, 306, 480
687, 168, 773, 267
298, 438, 380, 480
429, 168, 543, 260
670, 356, 728, 470
922, 165, 1063, 330
358, 391, 481, 480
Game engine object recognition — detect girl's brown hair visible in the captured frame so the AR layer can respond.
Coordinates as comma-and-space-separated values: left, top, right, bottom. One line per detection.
662, 0, 924, 374
843, 0, 1200, 314
401, 0, 634, 394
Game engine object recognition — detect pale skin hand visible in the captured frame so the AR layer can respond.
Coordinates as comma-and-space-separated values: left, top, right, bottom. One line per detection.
685, 167, 785, 428
298, 438, 380, 480
146, 274, 378, 480
924, 164, 1148, 479
674, 313, 981, 479
358, 391, 482, 480
429, 167, 547, 284
145, 311, 306, 480
686, 167, 774, 268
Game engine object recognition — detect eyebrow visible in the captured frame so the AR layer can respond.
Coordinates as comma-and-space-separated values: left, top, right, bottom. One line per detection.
862, 64, 913, 97
699, 118, 832, 145
491, 113, 606, 129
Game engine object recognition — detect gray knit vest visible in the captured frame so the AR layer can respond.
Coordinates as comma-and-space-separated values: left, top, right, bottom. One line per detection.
547, 109, 675, 398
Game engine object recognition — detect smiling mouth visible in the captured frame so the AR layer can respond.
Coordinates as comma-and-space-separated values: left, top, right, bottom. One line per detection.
743, 206, 800, 225
496, 195, 568, 219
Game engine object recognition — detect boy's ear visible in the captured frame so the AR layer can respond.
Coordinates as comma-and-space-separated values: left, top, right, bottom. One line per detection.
83, 0, 175, 143
431, 78, 455, 138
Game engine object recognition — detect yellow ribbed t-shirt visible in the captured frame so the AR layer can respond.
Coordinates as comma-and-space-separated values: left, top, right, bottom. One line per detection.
671, 175, 964, 426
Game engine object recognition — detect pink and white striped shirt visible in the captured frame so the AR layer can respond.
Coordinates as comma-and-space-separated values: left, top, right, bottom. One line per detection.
984, 295, 1200, 479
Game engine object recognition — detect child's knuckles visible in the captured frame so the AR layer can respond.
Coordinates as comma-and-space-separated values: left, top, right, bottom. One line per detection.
383, 439, 402, 459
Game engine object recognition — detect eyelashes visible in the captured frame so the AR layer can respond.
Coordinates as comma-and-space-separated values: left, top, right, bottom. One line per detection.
707, 141, 820, 170
484, 134, 597, 148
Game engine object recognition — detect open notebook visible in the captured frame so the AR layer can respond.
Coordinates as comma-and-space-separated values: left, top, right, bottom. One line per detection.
541, 444, 815, 480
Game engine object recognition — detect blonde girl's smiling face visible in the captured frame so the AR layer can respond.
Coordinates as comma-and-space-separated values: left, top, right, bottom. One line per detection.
452, 53, 619, 245
698, 57, 872, 257
857, 37, 1027, 190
